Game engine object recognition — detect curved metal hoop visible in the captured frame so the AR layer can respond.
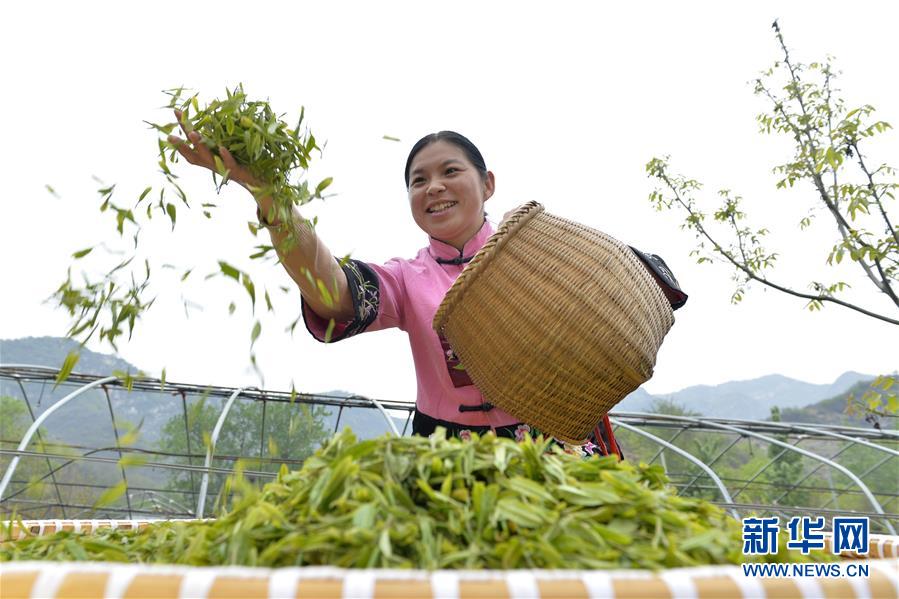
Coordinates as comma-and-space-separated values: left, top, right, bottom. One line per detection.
655, 415, 897, 535
0, 374, 118, 501
196, 387, 248, 518
612, 419, 740, 519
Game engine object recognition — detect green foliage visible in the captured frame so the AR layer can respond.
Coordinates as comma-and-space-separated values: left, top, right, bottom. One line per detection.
52, 257, 153, 353
0, 395, 32, 445
649, 398, 701, 417
846, 374, 899, 427
149, 85, 332, 221
646, 22, 898, 326
777, 377, 895, 428
612, 403, 896, 531
765, 408, 808, 507
0, 429, 831, 569
50, 85, 335, 382
0, 396, 59, 516
156, 393, 330, 507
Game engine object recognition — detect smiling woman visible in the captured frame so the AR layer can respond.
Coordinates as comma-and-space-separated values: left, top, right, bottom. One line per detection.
169, 125, 623, 456
405, 132, 495, 251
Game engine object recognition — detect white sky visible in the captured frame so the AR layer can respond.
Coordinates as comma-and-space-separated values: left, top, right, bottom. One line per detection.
1, 1, 897, 404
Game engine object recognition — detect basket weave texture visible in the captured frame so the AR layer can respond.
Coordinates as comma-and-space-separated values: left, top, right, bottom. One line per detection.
433, 201, 675, 444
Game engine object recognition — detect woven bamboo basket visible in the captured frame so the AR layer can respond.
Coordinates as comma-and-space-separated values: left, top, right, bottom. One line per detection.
433, 201, 675, 444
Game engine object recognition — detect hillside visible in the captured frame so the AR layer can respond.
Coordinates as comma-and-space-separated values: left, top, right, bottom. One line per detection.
0, 337, 407, 448
779, 379, 895, 429
1, 336, 881, 436
0, 336, 140, 375
616, 372, 873, 419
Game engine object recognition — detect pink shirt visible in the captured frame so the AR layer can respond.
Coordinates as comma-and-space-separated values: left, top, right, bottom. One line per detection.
302, 219, 520, 427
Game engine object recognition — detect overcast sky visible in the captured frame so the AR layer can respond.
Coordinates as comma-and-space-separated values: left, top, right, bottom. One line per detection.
2, 2, 897, 405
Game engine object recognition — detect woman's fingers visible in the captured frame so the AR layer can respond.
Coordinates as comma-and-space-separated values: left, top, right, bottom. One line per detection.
167, 134, 200, 166
219, 146, 239, 171
220, 147, 258, 188
174, 110, 210, 161
190, 133, 216, 167
167, 130, 217, 170
171, 110, 202, 165
217, 147, 239, 187
170, 110, 257, 187
174, 109, 192, 139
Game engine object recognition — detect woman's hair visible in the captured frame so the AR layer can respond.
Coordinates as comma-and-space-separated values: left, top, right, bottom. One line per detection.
404, 131, 487, 188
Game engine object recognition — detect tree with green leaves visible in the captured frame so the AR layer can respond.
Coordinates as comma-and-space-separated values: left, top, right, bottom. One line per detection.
646, 21, 897, 420
156, 394, 330, 505
763, 407, 809, 508
0, 396, 68, 518
648, 21, 897, 323
0, 395, 32, 447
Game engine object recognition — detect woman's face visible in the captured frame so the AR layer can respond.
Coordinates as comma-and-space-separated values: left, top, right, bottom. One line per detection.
407, 140, 495, 250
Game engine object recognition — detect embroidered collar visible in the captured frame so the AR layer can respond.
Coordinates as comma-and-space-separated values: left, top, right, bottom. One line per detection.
428, 219, 495, 265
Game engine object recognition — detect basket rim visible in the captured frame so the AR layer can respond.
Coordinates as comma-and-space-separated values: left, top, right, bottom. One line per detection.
433, 200, 544, 333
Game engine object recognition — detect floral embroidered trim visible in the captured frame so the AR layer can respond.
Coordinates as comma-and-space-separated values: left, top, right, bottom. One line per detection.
302, 258, 380, 343
514, 424, 531, 442
341, 259, 379, 336
412, 411, 623, 460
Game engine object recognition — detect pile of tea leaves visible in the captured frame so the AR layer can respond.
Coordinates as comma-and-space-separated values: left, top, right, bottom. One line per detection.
1, 430, 826, 569
150, 84, 333, 225
51, 85, 336, 383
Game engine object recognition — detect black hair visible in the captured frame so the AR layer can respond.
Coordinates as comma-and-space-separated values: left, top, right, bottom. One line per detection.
404, 131, 487, 188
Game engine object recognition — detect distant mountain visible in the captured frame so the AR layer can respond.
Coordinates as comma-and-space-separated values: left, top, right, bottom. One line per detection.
2, 337, 165, 447
615, 387, 655, 412
322, 398, 412, 439
0, 337, 409, 448
779, 380, 894, 429
0, 336, 141, 375
1, 336, 876, 427
615, 372, 874, 419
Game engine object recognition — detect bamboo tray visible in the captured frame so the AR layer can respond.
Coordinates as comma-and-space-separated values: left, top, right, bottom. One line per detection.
2, 560, 897, 598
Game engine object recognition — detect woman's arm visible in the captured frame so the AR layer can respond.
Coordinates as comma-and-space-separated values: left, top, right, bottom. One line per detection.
257, 195, 353, 322
167, 111, 354, 322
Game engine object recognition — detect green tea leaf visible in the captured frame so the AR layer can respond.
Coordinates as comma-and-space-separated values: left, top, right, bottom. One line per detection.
242, 274, 256, 311
219, 261, 240, 281
118, 455, 149, 468
315, 177, 333, 196
250, 320, 261, 346
54, 350, 80, 388
93, 481, 128, 509
166, 202, 177, 230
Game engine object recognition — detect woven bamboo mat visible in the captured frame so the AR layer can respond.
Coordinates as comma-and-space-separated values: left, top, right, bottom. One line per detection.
1, 560, 896, 598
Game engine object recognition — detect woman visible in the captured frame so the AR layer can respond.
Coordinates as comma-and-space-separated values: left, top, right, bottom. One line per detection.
168, 118, 623, 458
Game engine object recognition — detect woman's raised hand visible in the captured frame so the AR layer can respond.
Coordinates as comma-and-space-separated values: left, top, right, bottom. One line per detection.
167, 110, 262, 192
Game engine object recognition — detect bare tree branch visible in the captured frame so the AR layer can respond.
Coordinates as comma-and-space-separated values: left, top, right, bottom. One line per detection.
853, 142, 899, 249
652, 168, 899, 325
